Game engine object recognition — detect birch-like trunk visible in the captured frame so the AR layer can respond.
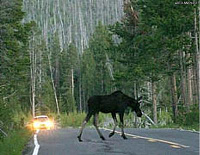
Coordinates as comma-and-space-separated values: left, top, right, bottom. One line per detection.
134, 82, 138, 128
23, 0, 124, 54
170, 73, 178, 120
192, 64, 198, 104
31, 52, 36, 117
198, 3, 200, 105
55, 57, 60, 90
78, 58, 82, 112
48, 54, 60, 115
30, 36, 36, 117
38, 47, 42, 106
187, 55, 193, 105
71, 68, 74, 99
180, 51, 188, 110
152, 81, 157, 124
195, 7, 200, 105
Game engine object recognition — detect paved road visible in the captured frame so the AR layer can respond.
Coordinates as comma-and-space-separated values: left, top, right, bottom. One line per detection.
24, 128, 199, 155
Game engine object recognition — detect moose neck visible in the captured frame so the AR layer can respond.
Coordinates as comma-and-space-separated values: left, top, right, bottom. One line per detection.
126, 97, 136, 108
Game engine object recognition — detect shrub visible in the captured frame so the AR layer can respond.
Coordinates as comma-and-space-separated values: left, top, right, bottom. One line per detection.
184, 105, 199, 126
157, 111, 173, 126
60, 112, 88, 127
0, 129, 32, 155
60, 112, 110, 128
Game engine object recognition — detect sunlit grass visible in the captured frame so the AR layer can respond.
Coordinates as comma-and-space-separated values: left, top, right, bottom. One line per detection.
60, 112, 111, 128
0, 129, 32, 155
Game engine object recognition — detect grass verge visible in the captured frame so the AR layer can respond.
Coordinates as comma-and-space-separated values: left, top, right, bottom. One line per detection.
60, 112, 110, 128
0, 129, 32, 155
152, 123, 199, 132
57, 111, 200, 132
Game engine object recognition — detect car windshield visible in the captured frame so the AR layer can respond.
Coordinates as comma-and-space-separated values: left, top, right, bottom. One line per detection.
34, 117, 48, 122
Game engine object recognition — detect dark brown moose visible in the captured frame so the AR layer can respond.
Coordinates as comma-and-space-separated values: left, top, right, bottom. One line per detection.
77, 91, 142, 142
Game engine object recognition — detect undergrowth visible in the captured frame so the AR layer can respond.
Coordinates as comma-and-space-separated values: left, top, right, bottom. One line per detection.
59, 112, 109, 128
0, 129, 32, 155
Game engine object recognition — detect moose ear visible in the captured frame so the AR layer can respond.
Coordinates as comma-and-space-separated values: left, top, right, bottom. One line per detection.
137, 96, 142, 101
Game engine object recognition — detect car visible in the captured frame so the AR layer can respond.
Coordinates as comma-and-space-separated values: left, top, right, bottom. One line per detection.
32, 115, 54, 130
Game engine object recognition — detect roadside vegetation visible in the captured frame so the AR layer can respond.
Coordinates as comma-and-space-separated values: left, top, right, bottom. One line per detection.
0, 129, 32, 155
159, 105, 199, 131
0, 107, 33, 155
59, 112, 109, 128
59, 107, 199, 132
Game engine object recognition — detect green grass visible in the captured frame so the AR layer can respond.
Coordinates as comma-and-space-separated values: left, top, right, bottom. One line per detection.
58, 111, 200, 132
151, 123, 199, 132
0, 129, 32, 155
60, 112, 89, 127
60, 112, 110, 128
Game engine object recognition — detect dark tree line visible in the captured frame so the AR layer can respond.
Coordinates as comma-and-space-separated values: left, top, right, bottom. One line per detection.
0, 0, 34, 134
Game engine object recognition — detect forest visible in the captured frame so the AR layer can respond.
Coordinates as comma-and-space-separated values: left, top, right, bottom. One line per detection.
0, 0, 199, 142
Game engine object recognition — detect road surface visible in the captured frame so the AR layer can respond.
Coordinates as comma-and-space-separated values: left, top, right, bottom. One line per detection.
23, 128, 199, 155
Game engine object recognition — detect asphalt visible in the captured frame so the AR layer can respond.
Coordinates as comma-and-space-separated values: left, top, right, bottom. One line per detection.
24, 128, 199, 155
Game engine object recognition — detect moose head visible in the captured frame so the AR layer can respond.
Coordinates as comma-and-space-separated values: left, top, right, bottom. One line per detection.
128, 96, 142, 117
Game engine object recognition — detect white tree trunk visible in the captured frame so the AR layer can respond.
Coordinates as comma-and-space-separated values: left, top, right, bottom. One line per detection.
48, 54, 60, 115
30, 51, 36, 117
29, 34, 36, 117
79, 77, 82, 112
194, 7, 200, 105
71, 68, 74, 99
198, 3, 200, 105
152, 81, 157, 124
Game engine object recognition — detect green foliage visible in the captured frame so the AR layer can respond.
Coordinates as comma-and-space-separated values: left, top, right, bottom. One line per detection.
177, 104, 199, 127
58, 42, 79, 112
0, 100, 12, 134
81, 49, 97, 99
184, 111, 199, 126
66, 90, 76, 113
111, 0, 195, 81
60, 112, 109, 128
137, 0, 194, 37
0, 0, 33, 92
60, 112, 89, 127
157, 111, 173, 126
0, 0, 34, 132
154, 104, 199, 131
81, 23, 115, 104
110, 0, 198, 127
66, 44, 78, 69
41, 78, 55, 114
0, 129, 32, 155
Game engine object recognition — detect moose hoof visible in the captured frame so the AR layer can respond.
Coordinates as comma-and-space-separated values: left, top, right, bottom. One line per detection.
77, 136, 83, 142
100, 136, 105, 140
109, 132, 114, 138
121, 134, 128, 140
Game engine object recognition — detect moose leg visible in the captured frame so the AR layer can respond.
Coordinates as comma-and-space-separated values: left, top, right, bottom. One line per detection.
77, 112, 92, 142
109, 113, 117, 138
119, 113, 127, 139
93, 113, 105, 140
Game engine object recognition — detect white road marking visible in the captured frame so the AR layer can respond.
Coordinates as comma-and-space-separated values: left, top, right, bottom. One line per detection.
170, 145, 181, 148
102, 127, 190, 148
32, 130, 40, 155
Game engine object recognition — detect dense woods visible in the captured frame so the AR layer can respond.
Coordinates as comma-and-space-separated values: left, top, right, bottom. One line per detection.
0, 0, 199, 138
0, 0, 34, 136
112, 0, 200, 125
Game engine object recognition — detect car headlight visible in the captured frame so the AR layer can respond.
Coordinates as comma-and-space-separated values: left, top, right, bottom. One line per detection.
45, 121, 53, 127
33, 122, 40, 128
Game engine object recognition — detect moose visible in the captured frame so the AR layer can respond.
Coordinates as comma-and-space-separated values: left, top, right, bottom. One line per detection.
77, 91, 142, 142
